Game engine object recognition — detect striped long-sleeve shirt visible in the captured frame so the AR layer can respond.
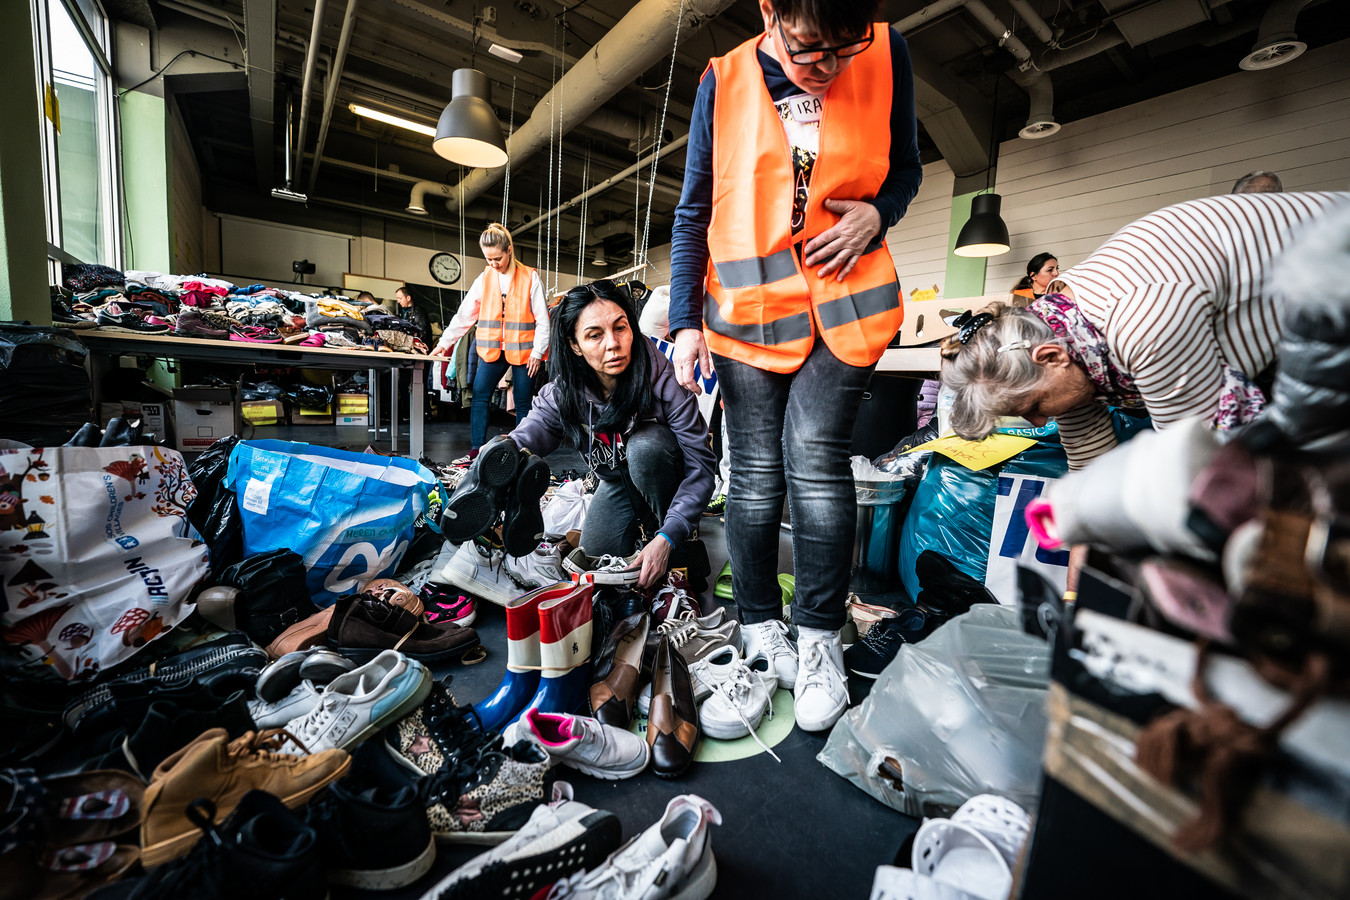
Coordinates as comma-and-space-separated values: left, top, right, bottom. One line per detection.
1054, 190, 1349, 469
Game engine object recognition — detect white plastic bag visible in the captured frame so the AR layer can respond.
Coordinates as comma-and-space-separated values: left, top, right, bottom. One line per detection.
819, 604, 1050, 816
542, 479, 592, 537
0, 445, 208, 681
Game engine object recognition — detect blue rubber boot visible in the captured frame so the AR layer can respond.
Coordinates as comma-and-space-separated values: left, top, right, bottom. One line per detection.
472, 581, 573, 733
508, 579, 595, 726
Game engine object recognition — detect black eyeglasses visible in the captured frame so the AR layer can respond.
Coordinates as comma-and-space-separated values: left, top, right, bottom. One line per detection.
774, 14, 874, 66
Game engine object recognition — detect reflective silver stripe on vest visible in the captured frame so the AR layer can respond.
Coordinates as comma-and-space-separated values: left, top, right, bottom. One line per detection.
815, 280, 901, 332
703, 292, 812, 346
712, 248, 798, 290
476, 339, 534, 353
502, 321, 535, 332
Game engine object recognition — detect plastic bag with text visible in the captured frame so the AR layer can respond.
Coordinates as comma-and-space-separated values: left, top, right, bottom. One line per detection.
0, 446, 207, 682
226, 440, 433, 606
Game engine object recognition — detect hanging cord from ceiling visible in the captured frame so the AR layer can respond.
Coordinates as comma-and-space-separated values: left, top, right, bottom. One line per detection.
501, 76, 517, 225
550, 10, 567, 294
458, 165, 467, 304
542, 14, 560, 292
576, 144, 592, 285
636, 0, 687, 278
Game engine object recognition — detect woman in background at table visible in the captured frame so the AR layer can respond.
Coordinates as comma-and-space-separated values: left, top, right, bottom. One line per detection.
1012, 252, 1070, 300
430, 223, 550, 463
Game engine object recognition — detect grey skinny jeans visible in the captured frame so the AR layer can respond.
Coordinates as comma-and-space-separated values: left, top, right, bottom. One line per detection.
578, 423, 684, 557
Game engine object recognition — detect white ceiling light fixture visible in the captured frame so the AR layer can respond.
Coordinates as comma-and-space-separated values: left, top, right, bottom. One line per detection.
488, 43, 524, 63
348, 103, 436, 137
591, 249, 607, 267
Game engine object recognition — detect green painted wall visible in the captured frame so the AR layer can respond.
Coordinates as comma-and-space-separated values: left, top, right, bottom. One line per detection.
943, 186, 991, 299
120, 91, 173, 272
0, 0, 50, 324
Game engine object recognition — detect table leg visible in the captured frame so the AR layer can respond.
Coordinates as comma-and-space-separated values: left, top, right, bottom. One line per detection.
410, 365, 424, 460
390, 367, 401, 454
368, 367, 380, 440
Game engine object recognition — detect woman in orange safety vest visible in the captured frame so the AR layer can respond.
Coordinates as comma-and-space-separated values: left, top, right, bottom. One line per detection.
432, 223, 550, 462
669, 0, 922, 734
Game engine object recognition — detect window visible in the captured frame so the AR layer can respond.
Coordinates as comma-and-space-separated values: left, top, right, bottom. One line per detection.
34, 0, 121, 268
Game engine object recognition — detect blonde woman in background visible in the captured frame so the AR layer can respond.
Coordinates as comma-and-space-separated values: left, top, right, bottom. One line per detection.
431, 223, 551, 462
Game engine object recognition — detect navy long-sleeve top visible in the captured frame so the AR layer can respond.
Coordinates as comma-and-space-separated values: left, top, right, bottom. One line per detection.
668, 27, 924, 335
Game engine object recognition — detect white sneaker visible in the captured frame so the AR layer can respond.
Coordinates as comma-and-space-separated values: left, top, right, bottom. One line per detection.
742, 619, 798, 690
281, 650, 432, 753
506, 539, 567, 589
637, 643, 742, 717
249, 679, 322, 729
793, 629, 849, 733
504, 708, 649, 780
441, 539, 531, 607
700, 662, 773, 742
549, 794, 721, 900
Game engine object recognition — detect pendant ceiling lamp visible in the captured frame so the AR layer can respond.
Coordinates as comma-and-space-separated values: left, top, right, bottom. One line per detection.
434, 69, 509, 169
953, 193, 1011, 257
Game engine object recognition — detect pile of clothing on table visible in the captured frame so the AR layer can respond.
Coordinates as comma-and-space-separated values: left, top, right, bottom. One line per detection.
0, 433, 724, 899
50, 264, 428, 354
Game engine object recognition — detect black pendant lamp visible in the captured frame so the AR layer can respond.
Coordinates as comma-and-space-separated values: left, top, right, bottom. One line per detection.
953, 192, 1011, 258
434, 69, 509, 169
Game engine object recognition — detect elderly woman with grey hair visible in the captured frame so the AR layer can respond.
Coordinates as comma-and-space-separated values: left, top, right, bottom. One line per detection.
940, 191, 1348, 470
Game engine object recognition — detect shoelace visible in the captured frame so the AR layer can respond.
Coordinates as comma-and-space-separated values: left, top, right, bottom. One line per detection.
654, 616, 699, 648
797, 641, 847, 697
756, 620, 796, 660
857, 618, 906, 658
593, 554, 632, 572
710, 666, 781, 763
137, 800, 227, 895
544, 837, 654, 900
285, 697, 341, 751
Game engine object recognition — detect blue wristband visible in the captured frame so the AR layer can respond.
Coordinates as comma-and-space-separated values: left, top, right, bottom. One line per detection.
656, 531, 675, 549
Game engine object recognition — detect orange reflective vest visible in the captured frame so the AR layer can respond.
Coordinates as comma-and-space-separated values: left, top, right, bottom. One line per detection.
477, 264, 538, 365
703, 24, 903, 373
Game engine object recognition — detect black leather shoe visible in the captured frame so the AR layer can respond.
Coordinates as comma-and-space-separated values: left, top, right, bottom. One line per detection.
647, 636, 699, 779
63, 422, 102, 446
501, 452, 550, 558
589, 613, 650, 729
440, 436, 520, 545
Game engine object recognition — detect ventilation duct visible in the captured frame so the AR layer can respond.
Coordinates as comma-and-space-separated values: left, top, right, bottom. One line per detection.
406, 180, 454, 215
1240, 0, 1310, 70
1018, 74, 1059, 139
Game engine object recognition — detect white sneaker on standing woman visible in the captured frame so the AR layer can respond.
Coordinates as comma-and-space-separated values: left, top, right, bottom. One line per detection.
793, 627, 848, 732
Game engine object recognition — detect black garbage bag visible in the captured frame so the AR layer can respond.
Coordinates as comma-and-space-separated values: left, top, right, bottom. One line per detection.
283, 381, 334, 411
186, 434, 243, 570
241, 381, 285, 401
914, 549, 998, 632
216, 550, 318, 648
0, 325, 92, 445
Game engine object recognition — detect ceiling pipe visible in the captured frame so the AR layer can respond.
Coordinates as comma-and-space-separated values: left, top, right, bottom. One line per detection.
511, 133, 689, 237
895, 0, 971, 34
964, 0, 1033, 64
305, 0, 359, 197
444, 0, 734, 212
1003, 0, 1054, 45
1240, 0, 1311, 70
406, 180, 456, 215
242, 0, 276, 193
292, 0, 329, 186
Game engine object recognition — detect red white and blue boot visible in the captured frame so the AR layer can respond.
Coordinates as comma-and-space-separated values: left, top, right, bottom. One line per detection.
472, 581, 573, 733
509, 578, 594, 725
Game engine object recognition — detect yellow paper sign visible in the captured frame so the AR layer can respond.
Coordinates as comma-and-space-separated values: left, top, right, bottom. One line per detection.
911, 433, 1037, 471
44, 84, 61, 133
909, 286, 939, 302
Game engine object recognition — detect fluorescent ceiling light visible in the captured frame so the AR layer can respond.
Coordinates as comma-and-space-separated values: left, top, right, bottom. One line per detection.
489, 43, 524, 63
348, 103, 436, 137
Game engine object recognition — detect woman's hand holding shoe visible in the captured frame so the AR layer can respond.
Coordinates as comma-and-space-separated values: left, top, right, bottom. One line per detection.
634, 536, 673, 590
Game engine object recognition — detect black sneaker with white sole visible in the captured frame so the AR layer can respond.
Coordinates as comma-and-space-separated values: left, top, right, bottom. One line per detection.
842, 608, 929, 679
501, 452, 550, 558
440, 437, 520, 545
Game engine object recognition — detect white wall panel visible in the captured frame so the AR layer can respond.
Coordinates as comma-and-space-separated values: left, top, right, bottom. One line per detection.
887, 159, 955, 298
986, 38, 1350, 291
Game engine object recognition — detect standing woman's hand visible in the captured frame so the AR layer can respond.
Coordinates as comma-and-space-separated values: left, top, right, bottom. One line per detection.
527, 356, 541, 378
673, 328, 712, 394
803, 198, 883, 281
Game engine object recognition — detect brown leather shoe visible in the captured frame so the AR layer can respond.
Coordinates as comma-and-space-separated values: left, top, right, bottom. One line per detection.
141, 728, 349, 868
589, 613, 650, 728
327, 592, 481, 663
646, 636, 699, 779
363, 578, 425, 617
265, 606, 334, 660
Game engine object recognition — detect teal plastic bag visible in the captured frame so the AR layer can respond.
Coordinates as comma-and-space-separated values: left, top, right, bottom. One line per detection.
226, 440, 433, 606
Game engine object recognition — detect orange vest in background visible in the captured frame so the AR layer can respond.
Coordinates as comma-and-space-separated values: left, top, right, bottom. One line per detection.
477, 264, 538, 365
702, 24, 903, 373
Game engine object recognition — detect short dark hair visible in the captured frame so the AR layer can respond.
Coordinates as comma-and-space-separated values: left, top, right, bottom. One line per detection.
394, 285, 413, 297
549, 280, 654, 449
769, 0, 881, 43
1232, 171, 1282, 194
357, 291, 376, 302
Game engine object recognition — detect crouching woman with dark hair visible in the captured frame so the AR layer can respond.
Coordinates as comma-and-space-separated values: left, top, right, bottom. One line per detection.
510, 280, 716, 589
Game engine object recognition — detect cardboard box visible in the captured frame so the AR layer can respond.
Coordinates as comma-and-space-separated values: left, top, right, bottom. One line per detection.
99, 399, 171, 441
288, 402, 334, 425
241, 400, 286, 426
336, 392, 369, 415
335, 414, 369, 427
172, 386, 238, 452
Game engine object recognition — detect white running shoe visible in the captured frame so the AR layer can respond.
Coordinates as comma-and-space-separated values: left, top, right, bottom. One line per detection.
742, 619, 798, 690
504, 708, 649, 780
280, 650, 432, 753
548, 794, 722, 900
441, 539, 531, 607
249, 679, 322, 729
793, 629, 849, 733
506, 539, 567, 589
700, 662, 774, 743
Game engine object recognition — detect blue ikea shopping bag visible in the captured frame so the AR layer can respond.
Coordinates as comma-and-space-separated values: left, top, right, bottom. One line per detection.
226, 440, 433, 606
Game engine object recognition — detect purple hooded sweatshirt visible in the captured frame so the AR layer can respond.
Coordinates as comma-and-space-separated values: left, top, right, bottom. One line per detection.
509, 350, 716, 546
